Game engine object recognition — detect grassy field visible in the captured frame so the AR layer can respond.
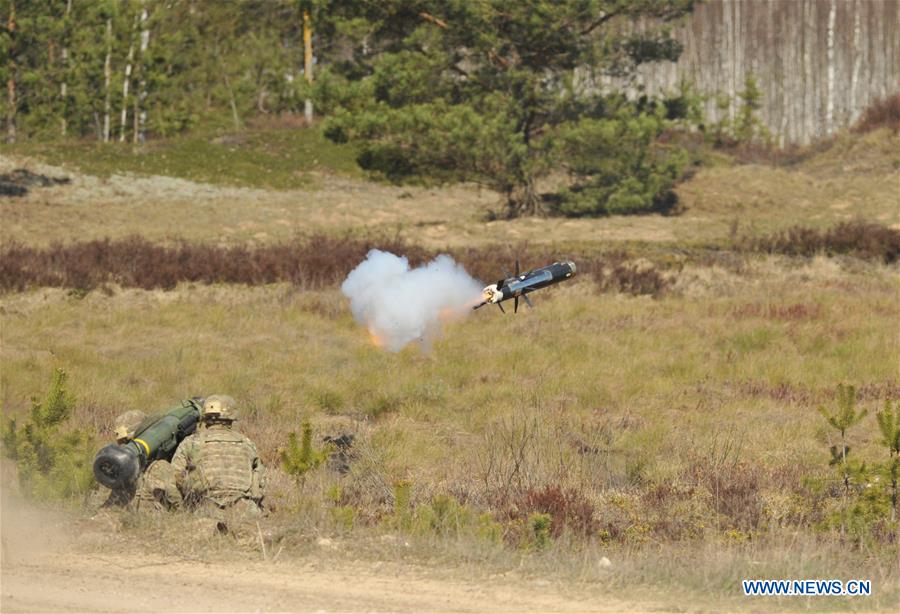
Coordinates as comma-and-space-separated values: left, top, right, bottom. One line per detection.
1, 126, 899, 610
2, 259, 898, 607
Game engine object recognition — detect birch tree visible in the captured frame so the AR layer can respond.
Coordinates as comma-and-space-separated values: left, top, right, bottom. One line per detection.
133, 2, 148, 143
119, 10, 138, 142
102, 15, 111, 142
303, 9, 313, 122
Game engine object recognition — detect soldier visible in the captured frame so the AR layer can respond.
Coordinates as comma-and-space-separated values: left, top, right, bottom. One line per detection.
132, 457, 182, 512
95, 410, 182, 511
171, 395, 266, 519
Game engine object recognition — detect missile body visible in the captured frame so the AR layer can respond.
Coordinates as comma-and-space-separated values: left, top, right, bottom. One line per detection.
475, 260, 576, 312
92, 398, 202, 490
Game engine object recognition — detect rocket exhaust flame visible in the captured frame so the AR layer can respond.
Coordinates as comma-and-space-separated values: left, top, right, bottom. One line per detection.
342, 250, 483, 352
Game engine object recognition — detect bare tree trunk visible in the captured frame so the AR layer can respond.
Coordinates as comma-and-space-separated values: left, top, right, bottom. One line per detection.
826, 0, 836, 135
849, 0, 861, 126
223, 71, 241, 130
6, 0, 16, 144
103, 17, 112, 143
119, 14, 138, 142
135, 3, 149, 143
60, 0, 72, 137
216, 45, 241, 130
303, 10, 313, 122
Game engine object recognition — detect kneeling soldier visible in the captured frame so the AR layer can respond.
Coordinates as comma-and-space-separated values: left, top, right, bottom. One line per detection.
171, 395, 265, 518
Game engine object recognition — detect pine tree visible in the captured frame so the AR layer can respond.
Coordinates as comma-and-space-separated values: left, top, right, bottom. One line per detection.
875, 399, 899, 525
818, 384, 868, 537
280, 420, 330, 482
320, 0, 696, 216
1, 369, 95, 501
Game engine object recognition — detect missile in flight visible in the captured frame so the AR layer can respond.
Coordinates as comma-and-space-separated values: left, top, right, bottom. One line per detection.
473, 260, 576, 313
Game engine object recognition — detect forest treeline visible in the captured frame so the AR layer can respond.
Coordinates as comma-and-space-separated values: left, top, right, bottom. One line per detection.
2, 0, 321, 142
4, 1, 716, 216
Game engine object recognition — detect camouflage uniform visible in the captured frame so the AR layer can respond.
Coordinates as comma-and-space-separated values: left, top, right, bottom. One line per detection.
171, 396, 265, 516
88, 410, 182, 513
131, 459, 181, 511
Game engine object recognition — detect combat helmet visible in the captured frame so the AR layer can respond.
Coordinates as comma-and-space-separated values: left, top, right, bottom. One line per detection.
114, 410, 147, 443
201, 395, 238, 422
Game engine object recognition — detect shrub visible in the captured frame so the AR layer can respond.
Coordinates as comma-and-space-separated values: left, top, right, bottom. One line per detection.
0, 235, 681, 301
593, 260, 672, 297
519, 485, 597, 538
280, 421, 330, 482
556, 110, 690, 216
389, 479, 414, 531
875, 400, 899, 529
1, 369, 95, 501
852, 94, 900, 134
712, 75, 770, 146
746, 221, 900, 264
0, 234, 425, 293
526, 512, 553, 550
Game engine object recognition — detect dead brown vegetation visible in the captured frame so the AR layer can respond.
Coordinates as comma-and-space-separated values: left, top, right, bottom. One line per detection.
0, 235, 669, 297
853, 93, 900, 134
745, 221, 900, 263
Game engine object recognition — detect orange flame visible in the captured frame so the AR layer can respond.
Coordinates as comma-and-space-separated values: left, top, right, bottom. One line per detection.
367, 327, 386, 348
362, 294, 482, 350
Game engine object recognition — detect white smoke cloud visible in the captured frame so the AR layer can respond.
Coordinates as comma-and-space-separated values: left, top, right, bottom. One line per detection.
341, 250, 484, 352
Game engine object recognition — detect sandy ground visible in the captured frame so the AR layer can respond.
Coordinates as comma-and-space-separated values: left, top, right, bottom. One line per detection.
0, 494, 654, 614
2, 552, 641, 613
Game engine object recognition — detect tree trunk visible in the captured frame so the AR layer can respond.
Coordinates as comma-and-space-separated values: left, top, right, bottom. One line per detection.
303, 10, 313, 122
119, 16, 138, 143
826, 0, 836, 135
103, 17, 112, 143
506, 177, 543, 218
135, 4, 149, 143
6, 0, 16, 144
849, 0, 862, 126
60, 0, 72, 137
119, 14, 138, 142
216, 46, 241, 130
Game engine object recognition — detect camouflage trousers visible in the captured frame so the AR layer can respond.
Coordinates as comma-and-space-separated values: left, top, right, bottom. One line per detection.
196, 497, 262, 519
189, 496, 263, 539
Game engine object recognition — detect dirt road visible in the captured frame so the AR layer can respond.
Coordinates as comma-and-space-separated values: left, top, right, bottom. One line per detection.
2, 550, 653, 613
0, 493, 654, 613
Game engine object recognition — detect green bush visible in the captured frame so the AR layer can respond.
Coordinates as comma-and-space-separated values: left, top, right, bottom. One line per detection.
280, 420, 330, 481
527, 512, 553, 550
1, 369, 95, 501
711, 74, 770, 145
556, 109, 690, 216
386, 483, 503, 543
816, 386, 900, 545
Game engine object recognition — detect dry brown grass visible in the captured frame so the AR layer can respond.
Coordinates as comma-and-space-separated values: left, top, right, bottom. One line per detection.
2, 128, 898, 250
2, 126, 899, 607
1, 256, 897, 606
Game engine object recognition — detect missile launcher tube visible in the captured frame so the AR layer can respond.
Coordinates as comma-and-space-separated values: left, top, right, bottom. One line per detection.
93, 399, 202, 490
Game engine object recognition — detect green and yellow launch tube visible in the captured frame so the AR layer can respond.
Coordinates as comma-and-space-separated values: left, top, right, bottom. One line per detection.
92, 398, 202, 490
